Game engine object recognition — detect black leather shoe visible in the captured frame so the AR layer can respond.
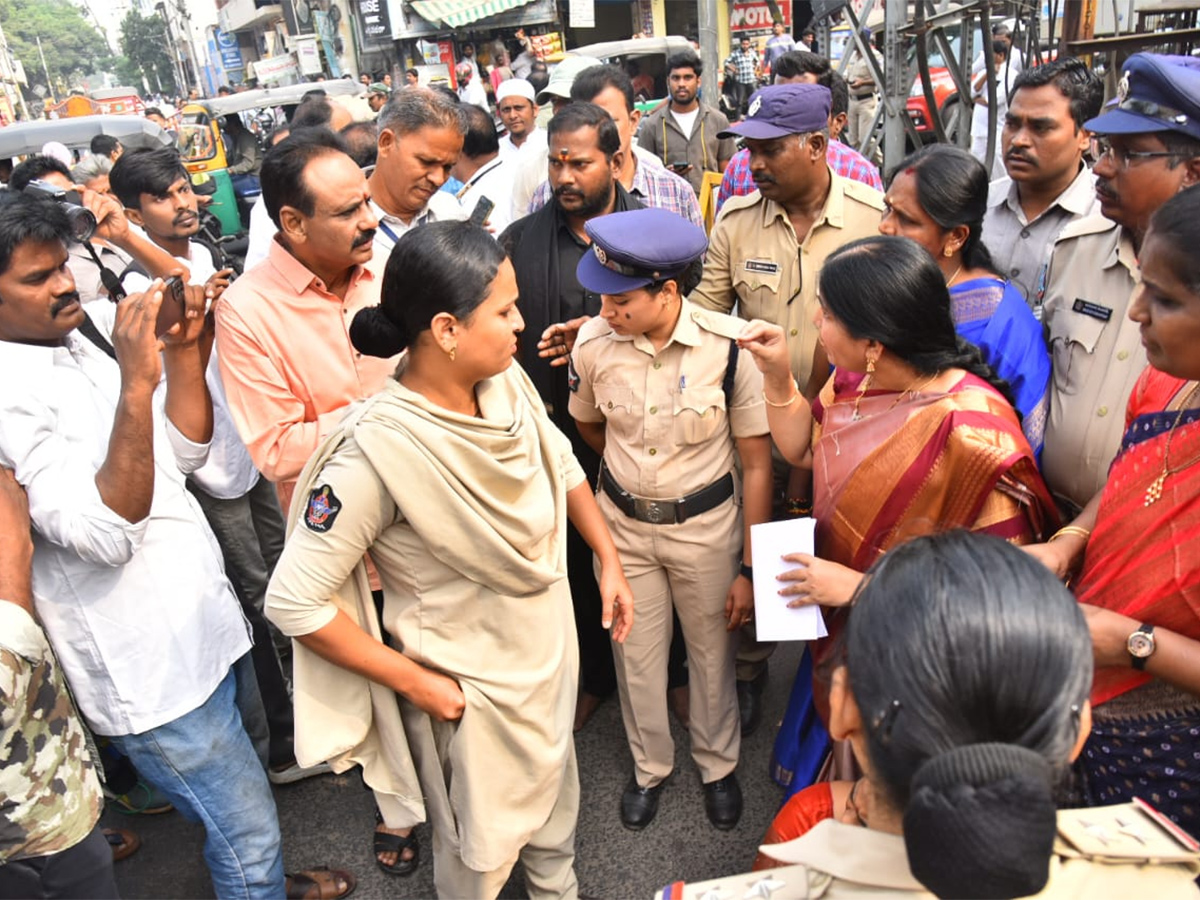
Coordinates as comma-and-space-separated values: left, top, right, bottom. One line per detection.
736, 666, 768, 736
620, 777, 665, 830
703, 773, 743, 830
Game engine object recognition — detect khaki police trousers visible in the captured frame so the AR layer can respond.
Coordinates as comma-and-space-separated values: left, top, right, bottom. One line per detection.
599, 492, 741, 788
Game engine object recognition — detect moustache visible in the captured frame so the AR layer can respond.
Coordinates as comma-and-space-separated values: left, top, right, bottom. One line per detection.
1005, 150, 1034, 164
50, 292, 81, 317
553, 186, 584, 200
174, 211, 198, 225
1096, 179, 1117, 201
352, 229, 376, 249
753, 175, 776, 186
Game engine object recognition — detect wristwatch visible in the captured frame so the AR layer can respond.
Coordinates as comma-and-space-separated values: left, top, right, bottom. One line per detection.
1127, 623, 1156, 670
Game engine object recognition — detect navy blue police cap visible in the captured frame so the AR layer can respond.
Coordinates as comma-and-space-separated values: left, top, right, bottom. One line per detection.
1086, 53, 1200, 141
577, 208, 708, 295
717, 83, 831, 140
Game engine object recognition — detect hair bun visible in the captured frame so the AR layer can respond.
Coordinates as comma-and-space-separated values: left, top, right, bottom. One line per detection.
903, 743, 1057, 899
350, 306, 408, 358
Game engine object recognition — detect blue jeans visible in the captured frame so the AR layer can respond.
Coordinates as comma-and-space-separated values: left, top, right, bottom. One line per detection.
106, 655, 285, 899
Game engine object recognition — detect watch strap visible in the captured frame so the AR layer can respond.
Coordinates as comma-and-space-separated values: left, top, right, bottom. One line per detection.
1130, 623, 1155, 671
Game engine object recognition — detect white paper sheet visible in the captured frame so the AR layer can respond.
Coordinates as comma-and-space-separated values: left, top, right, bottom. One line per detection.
749, 518, 828, 641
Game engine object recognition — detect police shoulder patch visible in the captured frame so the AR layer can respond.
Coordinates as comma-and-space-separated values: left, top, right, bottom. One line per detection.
567, 355, 581, 393
304, 484, 343, 533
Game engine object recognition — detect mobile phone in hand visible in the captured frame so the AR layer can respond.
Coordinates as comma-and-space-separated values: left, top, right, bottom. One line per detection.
670, 160, 690, 172
469, 196, 495, 227
154, 276, 187, 338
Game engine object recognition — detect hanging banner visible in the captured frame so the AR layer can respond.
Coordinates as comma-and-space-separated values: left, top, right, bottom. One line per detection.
569, 0, 594, 28
357, 0, 391, 46
314, 11, 342, 78
252, 53, 300, 84
296, 36, 323, 76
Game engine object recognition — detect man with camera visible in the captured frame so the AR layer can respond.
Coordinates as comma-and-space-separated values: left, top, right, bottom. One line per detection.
0, 191, 287, 899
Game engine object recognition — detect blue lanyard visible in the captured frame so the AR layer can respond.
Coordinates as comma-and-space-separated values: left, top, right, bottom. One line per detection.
377, 220, 401, 245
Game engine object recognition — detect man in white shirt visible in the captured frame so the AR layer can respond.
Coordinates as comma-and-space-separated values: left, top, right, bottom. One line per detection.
982, 57, 1103, 307
110, 148, 330, 788
0, 192, 282, 899
368, 88, 467, 258
456, 62, 490, 112
496, 78, 544, 161
452, 104, 516, 232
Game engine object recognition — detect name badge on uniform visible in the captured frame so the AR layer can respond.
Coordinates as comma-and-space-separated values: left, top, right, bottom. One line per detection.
744, 259, 780, 275
1073, 298, 1113, 322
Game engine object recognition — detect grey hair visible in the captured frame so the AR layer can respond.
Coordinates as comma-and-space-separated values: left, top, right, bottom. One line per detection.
72, 154, 113, 183
377, 87, 467, 137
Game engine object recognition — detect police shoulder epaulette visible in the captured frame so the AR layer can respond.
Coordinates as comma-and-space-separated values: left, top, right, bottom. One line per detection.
690, 306, 749, 342
573, 315, 614, 349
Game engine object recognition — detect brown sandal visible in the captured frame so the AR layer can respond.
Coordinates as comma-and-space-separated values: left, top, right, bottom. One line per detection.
285, 866, 357, 899
104, 827, 141, 862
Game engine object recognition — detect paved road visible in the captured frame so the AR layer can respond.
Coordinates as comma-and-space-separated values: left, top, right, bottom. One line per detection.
102, 642, 805, 899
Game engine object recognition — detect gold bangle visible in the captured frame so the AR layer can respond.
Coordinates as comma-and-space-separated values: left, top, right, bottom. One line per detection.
763, 380, 799, 408
1049, 525, 1091, 543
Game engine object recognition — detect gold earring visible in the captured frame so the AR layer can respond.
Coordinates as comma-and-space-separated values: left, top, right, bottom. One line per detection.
853, 358, 876, 421
446, 343, 457, 362
942, 246, 954, 258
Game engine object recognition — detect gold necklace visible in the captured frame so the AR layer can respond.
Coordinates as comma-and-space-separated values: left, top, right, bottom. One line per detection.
852, 371, 940, 421
945, 263, 964, 287
1145, 381, 1200, 506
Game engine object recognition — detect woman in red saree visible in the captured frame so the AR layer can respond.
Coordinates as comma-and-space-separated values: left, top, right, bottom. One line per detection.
1025, 187, 1200, 835
739, 236, 1057, 785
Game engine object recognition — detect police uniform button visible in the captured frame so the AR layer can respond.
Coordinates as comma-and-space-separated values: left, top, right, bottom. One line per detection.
649, 405, 658, 414
790, 328, 798, 336
649, 448, 657, 456
607, 401, 614, 409
653, 361, 662, 370
1098, 406, 1108, 417
751, 280, 761, 289
1010, 268, 1020, 277
1020, 228, 1030, 239
1118, 350, 1129, 361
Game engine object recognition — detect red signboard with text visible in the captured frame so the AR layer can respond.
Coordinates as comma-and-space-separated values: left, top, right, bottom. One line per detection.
730, 0, 792, 36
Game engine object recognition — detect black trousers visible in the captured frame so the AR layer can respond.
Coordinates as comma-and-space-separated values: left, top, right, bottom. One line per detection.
0, 825, 118, 900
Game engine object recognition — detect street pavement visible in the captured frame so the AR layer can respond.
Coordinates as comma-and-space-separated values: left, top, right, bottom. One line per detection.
102, 641, 806, 899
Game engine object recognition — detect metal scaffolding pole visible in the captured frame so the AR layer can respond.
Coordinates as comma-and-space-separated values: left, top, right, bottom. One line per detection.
882, 0, 909, 173
697, 0, 719, 106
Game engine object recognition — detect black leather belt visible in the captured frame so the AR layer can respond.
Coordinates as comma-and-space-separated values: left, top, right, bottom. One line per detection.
600, 466, 734, 525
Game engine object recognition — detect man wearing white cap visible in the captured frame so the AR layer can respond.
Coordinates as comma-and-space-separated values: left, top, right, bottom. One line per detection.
496, 78, 543, 161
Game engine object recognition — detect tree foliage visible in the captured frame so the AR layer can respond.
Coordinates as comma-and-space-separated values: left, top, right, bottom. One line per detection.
119, 10, 178, 94
0, 0, 113, 91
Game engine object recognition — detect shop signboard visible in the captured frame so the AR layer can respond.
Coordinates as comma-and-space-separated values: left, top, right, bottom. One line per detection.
296, 36, 323, 75
569, 0, 594, 28
357, 0, 391, 45
252, 53, 300, 83
730, 0, 792, 36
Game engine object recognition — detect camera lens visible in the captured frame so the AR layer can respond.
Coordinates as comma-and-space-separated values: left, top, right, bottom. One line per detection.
64, 205, 97, 242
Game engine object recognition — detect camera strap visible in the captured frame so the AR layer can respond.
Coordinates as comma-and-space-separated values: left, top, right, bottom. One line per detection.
82, 240, 128, 302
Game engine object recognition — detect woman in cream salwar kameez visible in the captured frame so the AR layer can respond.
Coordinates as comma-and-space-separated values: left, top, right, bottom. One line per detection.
265, 222, 633, 900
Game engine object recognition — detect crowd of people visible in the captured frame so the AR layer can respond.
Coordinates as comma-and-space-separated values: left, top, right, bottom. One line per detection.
1, 27, 1200, 900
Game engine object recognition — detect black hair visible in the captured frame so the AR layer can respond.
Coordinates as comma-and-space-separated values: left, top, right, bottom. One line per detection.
888, 143, 996, 273
991, 38, 1009, 56
0, 192, 73, 279
9, 155, 72, 193
1146, 183, 1200, 294
145, 106, 164, 118
260, 128, 349, 228
820, 236, 1017, 408
339, 121, 379, 168
1009, 57, 1104, 131
290, 97, 337, 129
460, 103, 499, 158
1158, 130, 1200, 170
547, 103, 621, 160
771, 51, 846, 118
223, 112, 247, 132
405, 68, 418, 78
91, 135, 121, 157
351, 221, 506, 357
667, 50, 703, 77
846, 531, 1091, 898
377, 87, 468, 137
109, 148, 190, 210
646, 258, 704, 298
571, 64, 635, 113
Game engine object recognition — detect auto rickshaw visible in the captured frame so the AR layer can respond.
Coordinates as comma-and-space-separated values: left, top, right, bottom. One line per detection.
177, 79, 365, 237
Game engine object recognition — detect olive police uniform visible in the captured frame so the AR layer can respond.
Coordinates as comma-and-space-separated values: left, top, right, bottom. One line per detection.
568, 210, 769, 799
1041, 214, 1144, 513
1040, 52, 1200, 514
654, 805, 1200, 899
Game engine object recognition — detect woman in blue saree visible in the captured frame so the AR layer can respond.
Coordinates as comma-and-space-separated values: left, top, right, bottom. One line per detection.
879, 143, 1050, 458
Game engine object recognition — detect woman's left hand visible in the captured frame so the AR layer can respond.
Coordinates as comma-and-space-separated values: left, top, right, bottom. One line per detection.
777, 554, 862, 608
725, 574, 754, 631
599, 560, 634, 644
1079, 603, 1139, 668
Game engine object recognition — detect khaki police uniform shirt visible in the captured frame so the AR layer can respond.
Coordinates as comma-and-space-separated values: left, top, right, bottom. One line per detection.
654, 805, 1200, 899
689, 172, 886, 393
568, 299, 768, 500
1041, 213, 1147, 511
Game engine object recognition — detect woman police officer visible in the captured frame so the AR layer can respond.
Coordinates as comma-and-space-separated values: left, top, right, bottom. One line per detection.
567, 208, 774, 831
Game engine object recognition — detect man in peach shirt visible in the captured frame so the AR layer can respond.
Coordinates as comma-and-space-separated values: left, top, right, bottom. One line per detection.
216, 129, 397, 498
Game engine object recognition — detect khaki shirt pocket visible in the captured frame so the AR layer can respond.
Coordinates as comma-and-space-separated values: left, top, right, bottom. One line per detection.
733, 259, 784, 320
1048, 310, 1106, 397
673, 386, 727, 445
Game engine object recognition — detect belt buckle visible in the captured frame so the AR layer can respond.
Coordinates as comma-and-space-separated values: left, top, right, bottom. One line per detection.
634, 497, 672, 524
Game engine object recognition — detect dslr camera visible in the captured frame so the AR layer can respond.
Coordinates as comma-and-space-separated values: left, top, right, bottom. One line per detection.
23, 179, 97, 242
